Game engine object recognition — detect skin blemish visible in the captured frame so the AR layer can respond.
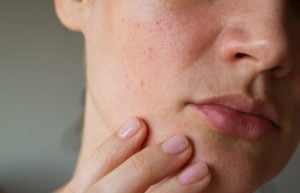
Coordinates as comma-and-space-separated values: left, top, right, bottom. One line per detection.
147, 47, 154, 60
136, 22, 141, 28
139, 79, 145, 87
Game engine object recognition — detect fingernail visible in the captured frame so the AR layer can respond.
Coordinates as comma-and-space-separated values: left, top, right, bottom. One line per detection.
118, 118, 141, 138
161, 135, 189, 154
178, 162, 209, 185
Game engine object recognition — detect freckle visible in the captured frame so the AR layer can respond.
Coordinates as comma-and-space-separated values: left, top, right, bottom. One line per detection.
156, 21, 160, 26
147, 47, 153, 60
140, 80, 145, 87
136, 22, 141, 28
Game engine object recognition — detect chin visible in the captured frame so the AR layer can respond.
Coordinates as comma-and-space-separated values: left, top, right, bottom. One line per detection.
120, 97, 292, 193
144, 116, 284, 193
190, 122, 289, 193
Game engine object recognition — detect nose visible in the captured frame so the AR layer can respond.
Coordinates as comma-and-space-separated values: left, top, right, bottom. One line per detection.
217, 2, 293, 78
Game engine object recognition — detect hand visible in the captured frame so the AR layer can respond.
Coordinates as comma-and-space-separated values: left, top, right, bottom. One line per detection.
62, 118, 211, 193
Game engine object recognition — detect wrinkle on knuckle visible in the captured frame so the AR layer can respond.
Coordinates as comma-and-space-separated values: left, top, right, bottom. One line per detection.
130, 153, 152, 175
93, 141, 126, 167
93, 147, 110, 166
120, 140, 134, 153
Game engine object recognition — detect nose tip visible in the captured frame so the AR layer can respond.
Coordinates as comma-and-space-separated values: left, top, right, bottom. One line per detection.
218, 27, 293, 78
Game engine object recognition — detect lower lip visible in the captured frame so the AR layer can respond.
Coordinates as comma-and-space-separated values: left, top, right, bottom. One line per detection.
195, 104, 277, 140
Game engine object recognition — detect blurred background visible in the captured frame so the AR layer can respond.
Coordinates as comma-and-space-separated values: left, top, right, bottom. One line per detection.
0, 0, 299, 193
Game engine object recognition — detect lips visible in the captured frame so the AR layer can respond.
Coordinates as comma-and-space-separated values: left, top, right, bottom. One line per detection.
191, 94, 280, 140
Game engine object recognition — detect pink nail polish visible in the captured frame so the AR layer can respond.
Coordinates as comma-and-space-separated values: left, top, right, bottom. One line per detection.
161, 135, 188, 154
117, 118, 141, 138
178, 162, 209, 184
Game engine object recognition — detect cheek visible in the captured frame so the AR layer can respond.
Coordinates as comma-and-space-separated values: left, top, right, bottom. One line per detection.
103, 8, 217, 115
113, 1, 219, 74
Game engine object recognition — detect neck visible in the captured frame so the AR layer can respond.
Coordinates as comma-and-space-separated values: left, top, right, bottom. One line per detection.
73, 90, 112, 175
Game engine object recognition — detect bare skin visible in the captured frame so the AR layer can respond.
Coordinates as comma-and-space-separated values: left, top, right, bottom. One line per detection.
54, 0, 300, 193
58, 118, 211, 193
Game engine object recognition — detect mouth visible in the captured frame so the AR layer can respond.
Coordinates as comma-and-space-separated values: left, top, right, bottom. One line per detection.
190, 94, 280, 140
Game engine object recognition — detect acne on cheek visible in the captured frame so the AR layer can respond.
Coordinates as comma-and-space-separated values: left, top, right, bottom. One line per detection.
143, 46, 155, 61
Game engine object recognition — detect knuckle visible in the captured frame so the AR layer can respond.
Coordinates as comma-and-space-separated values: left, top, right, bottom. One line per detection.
93, 146, 112, 166
130, 152, 153, 174
93, 138, 130, 166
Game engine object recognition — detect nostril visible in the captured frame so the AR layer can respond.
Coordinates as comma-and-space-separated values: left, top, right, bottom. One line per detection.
235, 52, 248, 59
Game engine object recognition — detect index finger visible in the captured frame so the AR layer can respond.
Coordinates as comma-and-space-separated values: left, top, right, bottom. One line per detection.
68, 118, 148, 193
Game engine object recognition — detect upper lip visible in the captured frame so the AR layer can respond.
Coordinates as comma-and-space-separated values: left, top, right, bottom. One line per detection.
193, 94, 280, 128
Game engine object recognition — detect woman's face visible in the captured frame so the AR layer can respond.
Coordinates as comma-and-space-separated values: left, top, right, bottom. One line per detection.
82, 0, 300, 192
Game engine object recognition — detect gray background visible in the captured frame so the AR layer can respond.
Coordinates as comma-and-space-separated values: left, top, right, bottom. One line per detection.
0, 1, 299, 193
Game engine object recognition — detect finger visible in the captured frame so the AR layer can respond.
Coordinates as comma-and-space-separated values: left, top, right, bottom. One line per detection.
68, 117, 148, 193
148, 161, 211, 193
89, 134, 193, 193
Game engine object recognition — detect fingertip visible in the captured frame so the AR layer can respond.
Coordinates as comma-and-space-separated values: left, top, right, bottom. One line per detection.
161, 135, 190, 155
178, 161, 211, 185
134, 117, 148, 141
136, 117, 148, 133
117, 117, 146, 139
